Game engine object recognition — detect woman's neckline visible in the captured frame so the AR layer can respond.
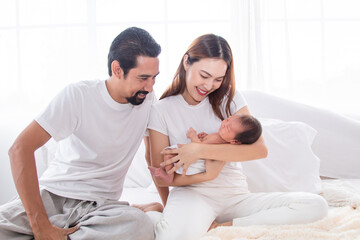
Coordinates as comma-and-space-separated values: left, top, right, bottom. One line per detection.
176, 94, 209, 108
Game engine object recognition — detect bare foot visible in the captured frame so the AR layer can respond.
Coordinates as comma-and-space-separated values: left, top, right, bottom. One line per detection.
208, 220, 232, 231
131, 202, 164, 213
208, 220, 219, 231
148, 166, 174, 183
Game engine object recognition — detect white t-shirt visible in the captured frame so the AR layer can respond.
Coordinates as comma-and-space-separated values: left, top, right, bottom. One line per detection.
148, 91, 249, 192
36, 80, 155, 201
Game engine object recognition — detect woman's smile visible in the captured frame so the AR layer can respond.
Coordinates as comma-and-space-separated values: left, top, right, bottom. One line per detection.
196, 87, 209, 96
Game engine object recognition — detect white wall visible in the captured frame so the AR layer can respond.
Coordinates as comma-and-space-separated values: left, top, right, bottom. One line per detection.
0, 113, 25, 204
0, 109, 48, 204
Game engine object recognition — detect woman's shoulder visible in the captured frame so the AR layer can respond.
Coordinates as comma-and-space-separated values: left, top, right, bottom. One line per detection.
220, 89, 248, 115
153, 95, 180, 108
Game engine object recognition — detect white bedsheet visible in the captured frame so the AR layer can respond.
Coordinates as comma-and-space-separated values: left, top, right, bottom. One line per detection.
120, 179, 360, 240
120, 187, 161, 205
120, 179, 360, 205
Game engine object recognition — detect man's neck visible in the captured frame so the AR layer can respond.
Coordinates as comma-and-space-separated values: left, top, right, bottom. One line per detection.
105, 78, 128, 104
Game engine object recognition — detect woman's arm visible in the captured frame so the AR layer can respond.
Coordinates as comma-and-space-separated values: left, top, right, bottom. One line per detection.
161, 106, 268, 175
149, 130, 219, 188
169, 159, 225, 186
147, 131, 170, 206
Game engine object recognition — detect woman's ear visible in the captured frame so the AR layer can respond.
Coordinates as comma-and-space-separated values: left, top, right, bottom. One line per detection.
183, 54, 189, 71
111, 60, 124, 79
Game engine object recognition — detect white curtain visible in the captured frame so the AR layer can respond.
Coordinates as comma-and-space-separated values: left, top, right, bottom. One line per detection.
0, 0, 359, 119
240, 0, 360, 117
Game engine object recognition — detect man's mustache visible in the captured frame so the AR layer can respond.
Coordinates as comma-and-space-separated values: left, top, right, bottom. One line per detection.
136, 90, 149, 96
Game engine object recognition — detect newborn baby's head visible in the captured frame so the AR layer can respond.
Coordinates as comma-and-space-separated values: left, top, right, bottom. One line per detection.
218, 114, 262, 144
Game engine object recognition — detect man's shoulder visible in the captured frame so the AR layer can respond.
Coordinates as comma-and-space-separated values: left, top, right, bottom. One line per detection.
62, 80, 100, 93
62, 80, 103, 99
71, 80, 102, 91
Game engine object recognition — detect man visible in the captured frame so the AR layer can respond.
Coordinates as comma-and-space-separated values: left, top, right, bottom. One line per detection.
0, 27, 161, 240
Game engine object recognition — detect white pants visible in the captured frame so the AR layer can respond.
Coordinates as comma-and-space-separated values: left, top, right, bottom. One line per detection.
151, 186, 328, 240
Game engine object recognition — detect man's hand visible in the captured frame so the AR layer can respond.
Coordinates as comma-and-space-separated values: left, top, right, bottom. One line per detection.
33, 224, 78, 240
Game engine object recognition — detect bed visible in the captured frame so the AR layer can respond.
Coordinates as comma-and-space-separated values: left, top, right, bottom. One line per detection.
119, 90, 360, 240
121, 181, 360, 240
31, 90, 359, 239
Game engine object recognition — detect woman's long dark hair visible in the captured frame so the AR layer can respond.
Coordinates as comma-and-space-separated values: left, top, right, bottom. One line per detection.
160, 34, 235, 120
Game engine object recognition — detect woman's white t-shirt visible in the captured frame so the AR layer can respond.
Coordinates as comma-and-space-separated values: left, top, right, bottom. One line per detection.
148, 91, 249, 192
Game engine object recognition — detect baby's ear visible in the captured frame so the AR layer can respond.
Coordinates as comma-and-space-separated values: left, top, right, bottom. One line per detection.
230, 140, 241, 145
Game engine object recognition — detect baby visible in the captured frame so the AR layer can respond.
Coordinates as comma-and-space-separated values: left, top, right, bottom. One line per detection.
149, 114, 262, 183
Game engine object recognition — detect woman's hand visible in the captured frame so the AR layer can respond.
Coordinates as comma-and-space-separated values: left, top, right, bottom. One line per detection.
160, 142, 201, 175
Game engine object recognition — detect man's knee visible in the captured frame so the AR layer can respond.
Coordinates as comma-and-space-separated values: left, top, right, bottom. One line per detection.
128, 208, 154, 240
70, 205, 155, 240
0, 199, 32, 239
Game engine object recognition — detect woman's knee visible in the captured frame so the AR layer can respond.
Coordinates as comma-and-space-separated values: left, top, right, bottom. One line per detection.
154, 220, 178, 240
154, 219, 195, 240
310, 195, 328, 221
296, 193, 328, 222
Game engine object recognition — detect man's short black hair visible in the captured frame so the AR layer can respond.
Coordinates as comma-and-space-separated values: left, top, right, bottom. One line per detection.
107, 27, 161, 77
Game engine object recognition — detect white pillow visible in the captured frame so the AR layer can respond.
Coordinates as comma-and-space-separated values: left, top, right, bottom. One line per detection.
241, 118, 322, 193
243, 90, 360, 179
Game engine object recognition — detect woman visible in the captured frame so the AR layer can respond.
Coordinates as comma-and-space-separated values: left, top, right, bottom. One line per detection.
147, 34, 328, 240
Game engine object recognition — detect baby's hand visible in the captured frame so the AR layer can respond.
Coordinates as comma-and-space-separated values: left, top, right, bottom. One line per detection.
197, 132, 208, 140
186, 127, 197, 139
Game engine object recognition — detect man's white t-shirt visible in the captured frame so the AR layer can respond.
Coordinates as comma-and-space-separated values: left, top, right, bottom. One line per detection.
36, 80, 155, 201
148, 91, 249, 192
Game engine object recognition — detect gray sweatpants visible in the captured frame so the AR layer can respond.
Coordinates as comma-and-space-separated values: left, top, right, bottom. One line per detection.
0, 189, 154, 240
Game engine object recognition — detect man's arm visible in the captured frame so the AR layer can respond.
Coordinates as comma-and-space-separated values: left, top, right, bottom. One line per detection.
8, 121, 77, 240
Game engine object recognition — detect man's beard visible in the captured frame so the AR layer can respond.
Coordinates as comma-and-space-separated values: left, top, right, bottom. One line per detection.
126, 90, 149, 105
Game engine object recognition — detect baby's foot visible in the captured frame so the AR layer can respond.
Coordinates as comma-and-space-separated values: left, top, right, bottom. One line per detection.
148, 166, 174, 183
148, 166, 157, 175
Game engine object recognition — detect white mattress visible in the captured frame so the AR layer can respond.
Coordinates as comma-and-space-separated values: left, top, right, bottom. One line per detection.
120, 186, 161, 205
120, 179, 360, 205
340, 178, 360, 192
